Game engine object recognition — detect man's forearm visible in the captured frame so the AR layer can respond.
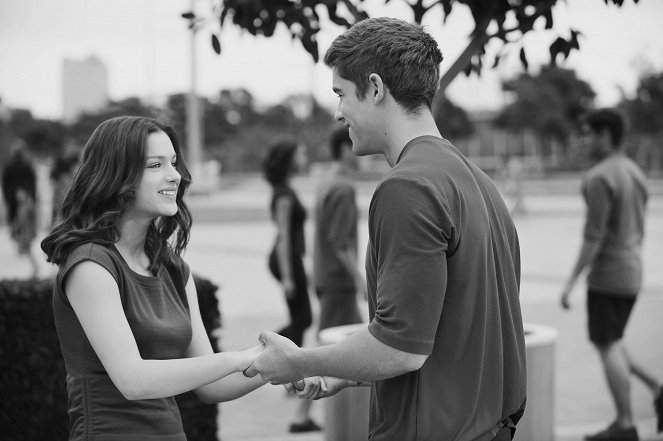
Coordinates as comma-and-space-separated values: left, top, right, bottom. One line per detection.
566, 239, 601, 287
295, 326, 427, 382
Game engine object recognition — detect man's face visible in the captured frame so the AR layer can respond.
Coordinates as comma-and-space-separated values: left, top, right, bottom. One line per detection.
331, 69, 381, 157
580, 123, 610, 163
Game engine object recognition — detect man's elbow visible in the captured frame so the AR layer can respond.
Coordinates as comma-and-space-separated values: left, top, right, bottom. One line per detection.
396, 352, 428, 374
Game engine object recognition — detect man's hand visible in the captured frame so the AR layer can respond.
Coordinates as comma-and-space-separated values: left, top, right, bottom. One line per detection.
288, 376, 351, 400
560, 283, 574, 310
242, 331, 304, 384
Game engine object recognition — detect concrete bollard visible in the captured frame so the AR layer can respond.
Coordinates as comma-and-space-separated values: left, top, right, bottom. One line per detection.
318, 322, 558, 441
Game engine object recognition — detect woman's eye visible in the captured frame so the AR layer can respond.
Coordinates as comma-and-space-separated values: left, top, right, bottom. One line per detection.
148, 162, 161, 168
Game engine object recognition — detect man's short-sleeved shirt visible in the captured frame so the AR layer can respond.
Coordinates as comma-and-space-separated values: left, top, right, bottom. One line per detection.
582, 153, 648, 296
365, 136, 526, 441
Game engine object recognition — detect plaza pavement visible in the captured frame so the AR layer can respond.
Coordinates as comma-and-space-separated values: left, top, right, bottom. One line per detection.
1, 173, 662, 441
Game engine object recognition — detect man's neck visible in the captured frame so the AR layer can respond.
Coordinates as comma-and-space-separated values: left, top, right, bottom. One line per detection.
382, 107, 441, 167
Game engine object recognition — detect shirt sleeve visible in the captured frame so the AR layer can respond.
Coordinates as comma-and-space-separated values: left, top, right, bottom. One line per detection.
367, 176, 450, 355
325, 185, 357, 250
582, 175, 612, 243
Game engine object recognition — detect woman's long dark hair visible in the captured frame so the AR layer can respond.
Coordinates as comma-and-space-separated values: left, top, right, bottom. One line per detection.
262, 137, 298, 186
41, 116, 192, 274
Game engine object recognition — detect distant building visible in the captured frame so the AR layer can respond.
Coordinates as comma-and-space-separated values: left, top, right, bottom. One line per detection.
62, 56, 108, 123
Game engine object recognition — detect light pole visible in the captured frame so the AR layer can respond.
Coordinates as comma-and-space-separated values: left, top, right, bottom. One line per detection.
183, 0, 204, 191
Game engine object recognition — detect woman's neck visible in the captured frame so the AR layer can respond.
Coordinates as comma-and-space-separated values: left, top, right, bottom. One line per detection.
115, 218, 151, 274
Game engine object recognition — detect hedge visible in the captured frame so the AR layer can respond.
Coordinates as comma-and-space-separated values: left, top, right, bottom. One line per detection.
0, 275, 221, 441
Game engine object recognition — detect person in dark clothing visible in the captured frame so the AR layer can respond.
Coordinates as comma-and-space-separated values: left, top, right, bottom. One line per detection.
2, 144, 39, 277
262, 137, 319, 433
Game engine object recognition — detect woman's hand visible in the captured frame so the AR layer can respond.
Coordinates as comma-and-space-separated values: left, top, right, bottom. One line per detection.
282, 278, 295, 300
239, 344, 264, 372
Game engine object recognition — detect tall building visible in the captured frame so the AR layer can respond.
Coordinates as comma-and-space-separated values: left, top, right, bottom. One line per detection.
62, 56, 108, 123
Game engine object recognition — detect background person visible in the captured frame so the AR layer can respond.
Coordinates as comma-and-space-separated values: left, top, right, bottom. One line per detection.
41, 116, 265, 440
262, 138, 319, 433
560, 108, 662, 441
2, 143, 39, 278
313, 125, 365, 332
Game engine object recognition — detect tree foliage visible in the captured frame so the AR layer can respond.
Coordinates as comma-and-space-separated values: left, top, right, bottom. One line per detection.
619, 72, 663, 135
495, 65, 595, 142
206, 0, 638, 114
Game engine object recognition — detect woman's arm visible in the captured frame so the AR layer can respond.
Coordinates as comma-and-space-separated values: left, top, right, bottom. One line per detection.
274, 195, 295, 299
183, 274, 267, 402
65, 261, 263, 401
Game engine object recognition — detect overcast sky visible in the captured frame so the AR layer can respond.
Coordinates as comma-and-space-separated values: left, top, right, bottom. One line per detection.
1, 0, 662, 120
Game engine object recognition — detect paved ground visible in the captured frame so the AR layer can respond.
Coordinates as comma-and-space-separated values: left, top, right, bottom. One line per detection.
2, 173, 662, 441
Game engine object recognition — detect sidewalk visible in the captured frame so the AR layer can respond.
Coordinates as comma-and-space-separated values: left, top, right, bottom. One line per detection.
2, 174, 662, 441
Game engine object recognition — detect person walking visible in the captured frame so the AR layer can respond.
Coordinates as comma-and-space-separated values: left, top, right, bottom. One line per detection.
262, 138, 319, 433
246, 17, 527, 441
313, 125, 365, 333
41, 116, 265, 440
560, 108, 662, 441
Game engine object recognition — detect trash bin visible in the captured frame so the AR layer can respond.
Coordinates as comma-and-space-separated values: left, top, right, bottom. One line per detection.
514, 323, 558, 441
318, 324, 370, 441
318, 322, 558, 441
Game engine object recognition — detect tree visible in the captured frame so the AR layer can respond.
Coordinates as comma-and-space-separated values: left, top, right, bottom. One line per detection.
68, 97, 160, 146
434, 97, 474, 139
496, 66, 595, 142
618, 71, 663, 172
619, 72, 663, 135
208, 0, 638, 116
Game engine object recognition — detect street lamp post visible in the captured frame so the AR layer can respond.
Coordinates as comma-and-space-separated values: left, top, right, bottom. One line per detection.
184, 0, 203, 191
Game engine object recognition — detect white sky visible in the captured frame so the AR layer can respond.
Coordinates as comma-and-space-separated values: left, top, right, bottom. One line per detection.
0, 0, 662, 120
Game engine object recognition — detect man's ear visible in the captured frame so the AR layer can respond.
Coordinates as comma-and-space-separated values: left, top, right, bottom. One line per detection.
368, 73, 386, 104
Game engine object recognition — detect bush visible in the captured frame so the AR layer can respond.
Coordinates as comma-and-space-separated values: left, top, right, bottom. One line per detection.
0, 275, 221, 441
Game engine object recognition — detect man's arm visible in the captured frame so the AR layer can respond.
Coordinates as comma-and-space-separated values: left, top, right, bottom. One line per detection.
246, 327, 428, 384
561, 177, 610, 309
560, 239, 601, 309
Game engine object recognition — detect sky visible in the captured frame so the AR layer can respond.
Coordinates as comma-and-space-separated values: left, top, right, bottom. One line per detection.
0, 0, 662, 120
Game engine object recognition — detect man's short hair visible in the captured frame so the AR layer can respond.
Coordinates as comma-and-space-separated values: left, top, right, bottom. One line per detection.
323, 17, 443, 113
330, 126, 351, 160
583, 108, 627, 147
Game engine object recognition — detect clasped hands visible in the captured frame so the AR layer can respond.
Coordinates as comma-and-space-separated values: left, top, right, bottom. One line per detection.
242, 331, 345, 400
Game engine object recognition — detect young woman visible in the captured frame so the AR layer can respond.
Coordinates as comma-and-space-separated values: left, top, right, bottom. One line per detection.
41, 116, 264, 441
262, 138, 319, 433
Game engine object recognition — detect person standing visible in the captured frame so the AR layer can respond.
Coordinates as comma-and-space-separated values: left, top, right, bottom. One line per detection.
262, 138, 319, 433
2, 144, 39, 277
41, 116, 265, 440
246, 17, 527, 441
313, 125, 365, 333
560, 108, 662, 441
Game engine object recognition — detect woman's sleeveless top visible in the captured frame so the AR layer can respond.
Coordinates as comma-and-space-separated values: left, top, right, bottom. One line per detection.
53, 243, 192, 441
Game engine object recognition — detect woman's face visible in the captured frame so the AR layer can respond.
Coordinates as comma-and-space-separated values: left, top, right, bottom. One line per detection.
129, 131, 181, 219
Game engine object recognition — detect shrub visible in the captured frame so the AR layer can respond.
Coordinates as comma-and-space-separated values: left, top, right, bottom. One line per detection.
0, 275, 221, 441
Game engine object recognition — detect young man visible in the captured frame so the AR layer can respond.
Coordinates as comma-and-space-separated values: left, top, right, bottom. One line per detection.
246, 17, 527, 441
313, 125, 366, 332
560, 108, 662, 441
